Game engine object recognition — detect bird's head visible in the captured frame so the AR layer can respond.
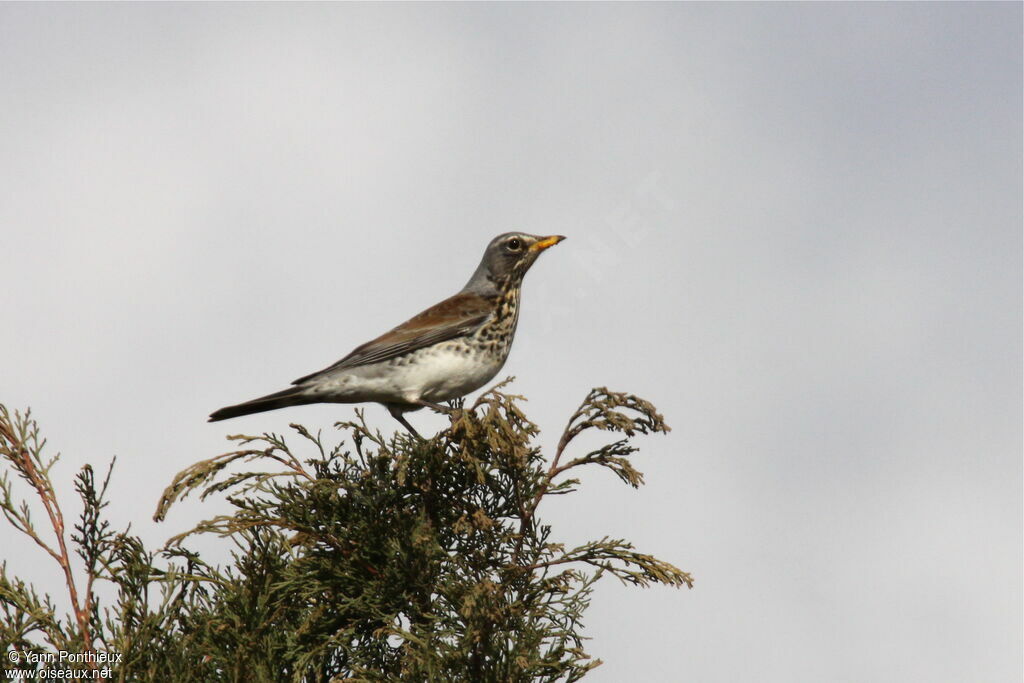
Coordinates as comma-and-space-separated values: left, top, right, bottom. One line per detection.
463, 232, 566, 294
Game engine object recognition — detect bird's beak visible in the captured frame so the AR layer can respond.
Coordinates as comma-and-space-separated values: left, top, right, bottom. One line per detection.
530, 235, 566, 252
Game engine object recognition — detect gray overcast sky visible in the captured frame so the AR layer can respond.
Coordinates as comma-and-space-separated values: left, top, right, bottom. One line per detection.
2, 3, 1020, 681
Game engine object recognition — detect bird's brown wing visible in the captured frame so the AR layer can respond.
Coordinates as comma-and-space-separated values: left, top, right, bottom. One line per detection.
292, 292, 493, 385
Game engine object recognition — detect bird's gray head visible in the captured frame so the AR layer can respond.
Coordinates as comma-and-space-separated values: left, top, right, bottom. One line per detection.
462, 232, 566, 295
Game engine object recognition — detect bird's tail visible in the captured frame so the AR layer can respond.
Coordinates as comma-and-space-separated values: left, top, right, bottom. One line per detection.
208, 386, 312, 422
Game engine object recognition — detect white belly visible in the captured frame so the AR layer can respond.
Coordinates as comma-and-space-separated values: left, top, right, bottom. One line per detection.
309, 341, 505, 405
395, 342, 505, 402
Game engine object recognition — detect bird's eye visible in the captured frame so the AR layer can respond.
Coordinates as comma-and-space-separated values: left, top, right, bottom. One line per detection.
506, 238, 523, 251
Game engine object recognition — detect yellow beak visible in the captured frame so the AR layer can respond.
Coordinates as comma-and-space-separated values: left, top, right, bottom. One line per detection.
530, 235, 567, 252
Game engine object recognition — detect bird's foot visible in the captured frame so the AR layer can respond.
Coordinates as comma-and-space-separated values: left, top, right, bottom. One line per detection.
413, 400, 468, 426
415, 400, 457, 416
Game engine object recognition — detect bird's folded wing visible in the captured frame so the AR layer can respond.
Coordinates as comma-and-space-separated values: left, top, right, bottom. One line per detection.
292, 292, 493, 385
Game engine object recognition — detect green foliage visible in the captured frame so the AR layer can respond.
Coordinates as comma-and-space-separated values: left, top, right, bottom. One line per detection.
1, 384, 691, 681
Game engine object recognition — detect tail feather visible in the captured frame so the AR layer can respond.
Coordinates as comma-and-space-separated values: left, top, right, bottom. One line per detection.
208, 386, 311, 422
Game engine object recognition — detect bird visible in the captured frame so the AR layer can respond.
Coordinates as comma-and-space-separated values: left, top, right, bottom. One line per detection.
209, 232, 566, 438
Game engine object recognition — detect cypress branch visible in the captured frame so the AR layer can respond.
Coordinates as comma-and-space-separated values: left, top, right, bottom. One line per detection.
1, 382, 690, 680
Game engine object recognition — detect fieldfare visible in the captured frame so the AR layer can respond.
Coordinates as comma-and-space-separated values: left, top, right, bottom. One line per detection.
209, 232, 565, 438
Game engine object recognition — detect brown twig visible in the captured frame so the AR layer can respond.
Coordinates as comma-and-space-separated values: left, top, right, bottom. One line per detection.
0, 409, 94, 655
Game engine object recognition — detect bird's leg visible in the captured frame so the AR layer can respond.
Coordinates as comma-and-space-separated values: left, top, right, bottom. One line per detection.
387, 404, 425, 440
413, 399, 465, 423
413, 399, 456, 415
394, 414, 424, 440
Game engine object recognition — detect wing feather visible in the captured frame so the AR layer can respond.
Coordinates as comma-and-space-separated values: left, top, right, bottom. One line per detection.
292, 292, 493, 385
